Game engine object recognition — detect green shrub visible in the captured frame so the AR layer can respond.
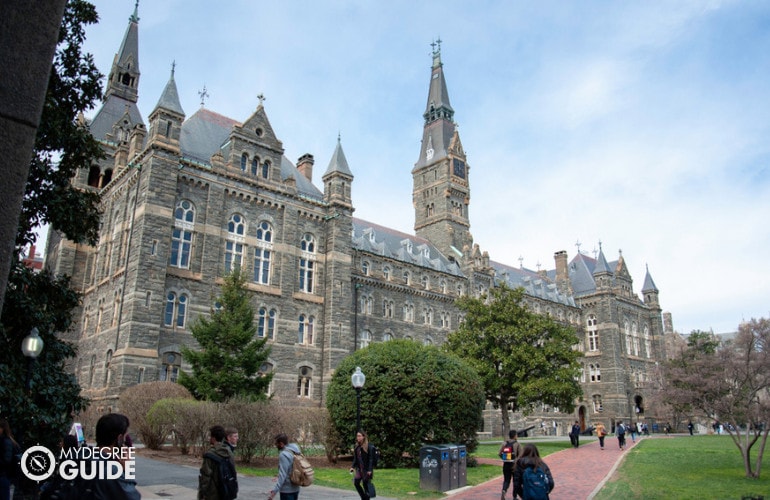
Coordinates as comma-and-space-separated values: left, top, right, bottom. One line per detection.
326, 340, 485, 467
120, 381, 192, 449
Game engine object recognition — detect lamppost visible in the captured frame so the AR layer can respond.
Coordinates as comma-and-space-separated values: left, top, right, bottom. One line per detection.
22, 327, 44, 391
351, 366, 366, 433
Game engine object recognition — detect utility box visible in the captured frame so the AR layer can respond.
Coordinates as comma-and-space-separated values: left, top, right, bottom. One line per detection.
419, 445, 451, 492
457, 445, 467, 488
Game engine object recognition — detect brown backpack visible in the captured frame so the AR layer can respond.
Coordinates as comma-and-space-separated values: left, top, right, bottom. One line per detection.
289, 451, 314, 487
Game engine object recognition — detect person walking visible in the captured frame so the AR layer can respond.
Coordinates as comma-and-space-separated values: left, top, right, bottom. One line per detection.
0, 419, 19, 500
350, 430, 375, 500
225, 427, 238, 454
513, 444, 554, 500
93, 413, 141, 500
569, 421, 580, 448
199, 425, 237, 500
499, 430, 522, 500
595, 422, 607, 450
268, 433, 301, 500
617, 421, 627, 450
687, 421, 694, 436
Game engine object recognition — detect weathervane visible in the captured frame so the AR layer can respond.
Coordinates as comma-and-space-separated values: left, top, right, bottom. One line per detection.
575, 239, 582, 254
518, 255, 523, 269
198, 85, 209, 108
257, 93, 266, 105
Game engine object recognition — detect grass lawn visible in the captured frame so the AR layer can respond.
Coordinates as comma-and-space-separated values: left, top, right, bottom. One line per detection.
238, 439, 572, 499
594, 435, 770, 500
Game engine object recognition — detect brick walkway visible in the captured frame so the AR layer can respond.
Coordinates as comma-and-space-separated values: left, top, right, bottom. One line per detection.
448, 437, 642, 500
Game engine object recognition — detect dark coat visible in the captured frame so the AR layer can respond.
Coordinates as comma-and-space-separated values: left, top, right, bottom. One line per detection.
513, 456, 555, 500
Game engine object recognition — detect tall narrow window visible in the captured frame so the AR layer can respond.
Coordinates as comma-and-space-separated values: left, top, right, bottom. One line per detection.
224, 213, 245, 273
643, 325, 651, 358
261, 161, 270, 179
258, 307, 276, 340
170, 200, 195, 268
359, 330, 371, 349
299, 234, 316, 293
592, 394, 603, 413
587, 315, 599, 351
240, 153, 248, 172
259, 362, 274, 396
104, 350, 113, 386
251, 157, 259, 176
383, 266, 391, 281
297, 366, 312, 398
632, 322, 640, 356
254, 221, 273, 284
298, 314, 314, 345
160, 352, 180, 382
164, 292, 188, 328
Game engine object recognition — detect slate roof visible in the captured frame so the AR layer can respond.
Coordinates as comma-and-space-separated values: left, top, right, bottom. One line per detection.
89, 96, 144, 142
642, 267, 659, 293
491, 260, 576, 306
323, 136, 353, 177
179, 108, 238, 164
352, 218, 464, 277
566, 252, 623, 297
154, 68, 185, 116
281, 155, 323, 200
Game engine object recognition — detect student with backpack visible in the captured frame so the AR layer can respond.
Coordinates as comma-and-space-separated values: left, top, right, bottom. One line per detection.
350, 430, 377, 500
199, 425, 238, 500
513, 444, 554, 500
499, 429, 522, 500
268, 433, 302, 500
616, 421, 627, 450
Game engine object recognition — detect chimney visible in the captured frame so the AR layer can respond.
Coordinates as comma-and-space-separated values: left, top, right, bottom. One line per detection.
297, 153, 314, 182
554, 250, 571, 294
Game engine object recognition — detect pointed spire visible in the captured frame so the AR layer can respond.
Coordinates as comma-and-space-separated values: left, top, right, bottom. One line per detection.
642, 264, 659, 293
153, 62, 185, 116
593, 243, 611, 275
423, 38, 454, 126
105, 2, 141, 102
324, 134, 353, 177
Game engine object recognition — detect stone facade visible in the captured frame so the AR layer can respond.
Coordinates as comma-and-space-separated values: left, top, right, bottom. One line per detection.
45, 9, 672, 433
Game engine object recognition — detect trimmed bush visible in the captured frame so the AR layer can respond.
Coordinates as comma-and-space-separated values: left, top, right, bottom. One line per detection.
120, 381, 192, 449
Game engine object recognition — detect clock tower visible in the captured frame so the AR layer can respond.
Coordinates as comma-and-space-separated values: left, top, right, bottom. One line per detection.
413, 40, 472, 259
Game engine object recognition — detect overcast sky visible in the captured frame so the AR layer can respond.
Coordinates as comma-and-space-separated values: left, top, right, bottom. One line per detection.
79, 0, 770, 335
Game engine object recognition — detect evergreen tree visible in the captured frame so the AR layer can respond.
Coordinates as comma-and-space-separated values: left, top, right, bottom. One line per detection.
179, 269, 272, 401
0, 0, 101, 450
445, 284, 583, 433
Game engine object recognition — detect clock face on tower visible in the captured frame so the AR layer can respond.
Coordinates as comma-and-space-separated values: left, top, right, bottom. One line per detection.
452, 158, 466, 179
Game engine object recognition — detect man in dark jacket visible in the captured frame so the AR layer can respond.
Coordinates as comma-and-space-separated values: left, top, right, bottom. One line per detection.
92, 413, 141, 500
199, 425, 237, 500
570, 421, 580, 448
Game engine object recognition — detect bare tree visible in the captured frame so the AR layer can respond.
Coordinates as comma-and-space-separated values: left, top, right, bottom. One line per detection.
664, 319, 770, 478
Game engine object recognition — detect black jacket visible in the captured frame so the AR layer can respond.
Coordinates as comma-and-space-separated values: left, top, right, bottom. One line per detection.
513, 456, 554, 499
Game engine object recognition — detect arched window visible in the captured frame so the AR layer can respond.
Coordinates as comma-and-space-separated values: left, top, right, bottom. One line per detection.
160, 352, 180, 382
423, 307, 433, 325
624, 320, 632, 353
258, 307, 276, 339
632, 322, 640, 356
299, 234, 316, 293
423, 337, 433, 346
170, 200, 195, 268
592, 394, 603, 413
261, 160, 270, 179
254, 221, 273, 285
439, 279, 447, 294
298, 314, 314, 345
383, 266, 391, 281
297, 366, 312, 398
644, 325, 651, 358
360, 295, 373, 315
224, 213, 245, 273
362, 261, 370, 276
403, 303, 414, 322
251, 157, 259, 176
359, 330, 371, 349
104, 350, 113, 386
587, 315, 599, 351
164, 292, 188, 328
403, 271, 411, 285
383, 332, 394, 341
89, 355, 96, 386
421, 275, 429, 289
383, 299, 394, 318
240, 153, 248, 172
259, 362, 274, 396
589, 363, 601, 382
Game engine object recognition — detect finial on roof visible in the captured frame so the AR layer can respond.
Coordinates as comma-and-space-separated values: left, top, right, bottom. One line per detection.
257, 93, 266, 106
619, 248, 623, 257
198, 84, 209, 108
536, 261, 542, 271
337, 131, 341, 143
598, 239, 603, 251
130, 0, 140, 23
171, 60, 176, 78
575, 239, 582, 253
431, 37, 443, 68
592, 246, 598, 258
518, 255, 523, 269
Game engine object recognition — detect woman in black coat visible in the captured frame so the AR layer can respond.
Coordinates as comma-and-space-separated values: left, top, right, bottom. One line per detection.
350, 430, 375, 500
513, 443, 555, 500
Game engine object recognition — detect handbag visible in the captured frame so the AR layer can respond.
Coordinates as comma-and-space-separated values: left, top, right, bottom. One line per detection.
366, 479, 376, 498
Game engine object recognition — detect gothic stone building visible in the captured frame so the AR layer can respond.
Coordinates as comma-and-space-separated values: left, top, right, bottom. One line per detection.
45, 8, 672, 435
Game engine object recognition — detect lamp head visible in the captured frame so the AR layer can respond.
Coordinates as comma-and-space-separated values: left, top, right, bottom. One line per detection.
351, 366, 366, 389
22, 327, 44, 358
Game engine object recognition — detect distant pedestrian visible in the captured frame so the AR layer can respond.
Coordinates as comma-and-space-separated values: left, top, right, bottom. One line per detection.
513, 444, 554, 500
199, 425, 237, 500
687, 421, 694, 436
350, 430, 375, 500
569, 421, 580, 448
268, 433, 301, 500
225, 427, 238, 454
499, 430, 522, 500
595, 422, 607, 450
617, 421, 627, 450
630, 423, 637, 443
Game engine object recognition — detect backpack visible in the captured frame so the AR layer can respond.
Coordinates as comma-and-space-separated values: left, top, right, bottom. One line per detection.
289, 451, 314, 487
500, 440, 520, 461
522, 465, 549, 500
204, 452, 239, 500
617, 424, 626, 436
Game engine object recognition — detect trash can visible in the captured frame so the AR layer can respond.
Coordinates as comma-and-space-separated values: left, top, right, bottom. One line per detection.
419, 445, 451, 492
457, 445, 467, 488
447, 444, 459, 490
